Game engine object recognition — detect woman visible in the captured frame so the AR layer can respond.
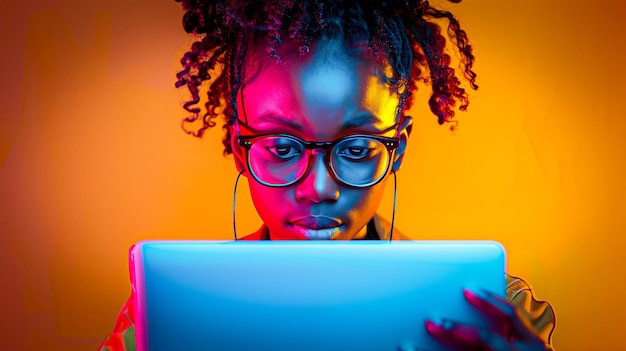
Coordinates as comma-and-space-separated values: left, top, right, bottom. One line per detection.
100, 0, 556, 350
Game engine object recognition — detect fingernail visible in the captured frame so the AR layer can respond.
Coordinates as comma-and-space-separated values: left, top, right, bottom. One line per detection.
425, 318, 454, 333
464, 287, 488, 301
463, 288, 480, 303
425, 320, 443, 334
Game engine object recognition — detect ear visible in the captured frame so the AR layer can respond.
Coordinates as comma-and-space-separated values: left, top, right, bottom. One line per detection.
392, 115, 413, 172
229, 123, 247, 175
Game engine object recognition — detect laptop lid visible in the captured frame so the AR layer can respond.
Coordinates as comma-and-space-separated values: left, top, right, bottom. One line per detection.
131, 240, 506, 351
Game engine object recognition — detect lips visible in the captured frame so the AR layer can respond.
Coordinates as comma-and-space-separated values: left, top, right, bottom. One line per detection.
289, 216, 344, 240
291, 216, 342, 230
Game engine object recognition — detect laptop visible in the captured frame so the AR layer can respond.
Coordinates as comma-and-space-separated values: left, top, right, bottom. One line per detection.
130, 240, 506, 351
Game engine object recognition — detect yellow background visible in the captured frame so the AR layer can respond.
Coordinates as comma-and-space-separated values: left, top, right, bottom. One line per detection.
1, 0, 624, 350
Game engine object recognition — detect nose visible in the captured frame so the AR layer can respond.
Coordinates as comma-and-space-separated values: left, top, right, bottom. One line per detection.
294, 149, 340, 203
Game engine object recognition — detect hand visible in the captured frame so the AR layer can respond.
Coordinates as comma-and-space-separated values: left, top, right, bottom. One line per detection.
424, 288, 549, 351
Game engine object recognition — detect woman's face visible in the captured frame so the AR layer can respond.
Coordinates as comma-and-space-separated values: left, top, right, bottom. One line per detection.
231, 38, 412, 240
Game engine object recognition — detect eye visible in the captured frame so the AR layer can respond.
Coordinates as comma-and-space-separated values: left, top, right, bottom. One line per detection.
341, 146, 371, 159
336, 143, 376, 160
263, 138, 303, 160
271, 145, 300, 157
334, 137, 384, 161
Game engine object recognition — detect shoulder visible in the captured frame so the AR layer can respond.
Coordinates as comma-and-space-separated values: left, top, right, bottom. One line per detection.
372, 214, 411, 240
505, 274, 557, 349
239, 225, 269, 240
98, 294, 136, 351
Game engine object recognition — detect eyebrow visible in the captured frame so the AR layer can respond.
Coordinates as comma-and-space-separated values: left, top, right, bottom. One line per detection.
254, 114, 304, 132
252, 112, 389, 133
341, 113, 386, 131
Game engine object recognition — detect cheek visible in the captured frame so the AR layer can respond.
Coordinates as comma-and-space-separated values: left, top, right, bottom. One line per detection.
246, 176, 389, 232
247, 181, 291, 222
342, 181, 388, 218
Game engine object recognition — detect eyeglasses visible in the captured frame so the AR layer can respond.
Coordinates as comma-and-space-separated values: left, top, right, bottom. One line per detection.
238, 133, 400, 188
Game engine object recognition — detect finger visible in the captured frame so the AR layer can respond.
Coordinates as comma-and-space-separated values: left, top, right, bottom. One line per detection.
464, 288, 541, 342
463, 288, 515, 338
425, 319, 525, 351
478, 289, 542, 340
478, 329, 530, 351
425, 319, 487, 351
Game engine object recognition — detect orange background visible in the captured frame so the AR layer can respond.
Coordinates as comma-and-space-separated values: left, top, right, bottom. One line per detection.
1, 0, 624, 350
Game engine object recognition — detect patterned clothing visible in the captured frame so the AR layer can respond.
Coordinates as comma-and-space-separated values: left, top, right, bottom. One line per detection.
98, 216, 556, 351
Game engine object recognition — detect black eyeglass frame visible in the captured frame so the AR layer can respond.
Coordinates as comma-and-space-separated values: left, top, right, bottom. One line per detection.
238, 133, 400, 188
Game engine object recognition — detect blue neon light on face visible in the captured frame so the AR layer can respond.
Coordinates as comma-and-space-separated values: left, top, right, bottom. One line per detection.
232, 38, 410, 240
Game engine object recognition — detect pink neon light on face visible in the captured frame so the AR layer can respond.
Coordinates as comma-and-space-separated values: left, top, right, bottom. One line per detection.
233, 38, 407, 240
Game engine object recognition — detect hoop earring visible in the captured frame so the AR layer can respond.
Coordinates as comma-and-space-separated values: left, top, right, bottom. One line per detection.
388, 170, 398, 243
232, 170, 246, 241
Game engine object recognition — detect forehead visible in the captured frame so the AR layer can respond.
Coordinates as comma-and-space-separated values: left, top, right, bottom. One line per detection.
238, 38, 399, 139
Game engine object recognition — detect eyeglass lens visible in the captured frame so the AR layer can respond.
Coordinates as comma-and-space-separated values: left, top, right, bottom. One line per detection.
247, 136, 392, 187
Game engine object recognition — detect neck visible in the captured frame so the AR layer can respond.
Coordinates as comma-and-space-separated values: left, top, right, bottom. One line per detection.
351, 223, 370, 240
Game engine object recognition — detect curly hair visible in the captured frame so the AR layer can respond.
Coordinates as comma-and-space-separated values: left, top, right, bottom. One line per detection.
174, 0, 478, 155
